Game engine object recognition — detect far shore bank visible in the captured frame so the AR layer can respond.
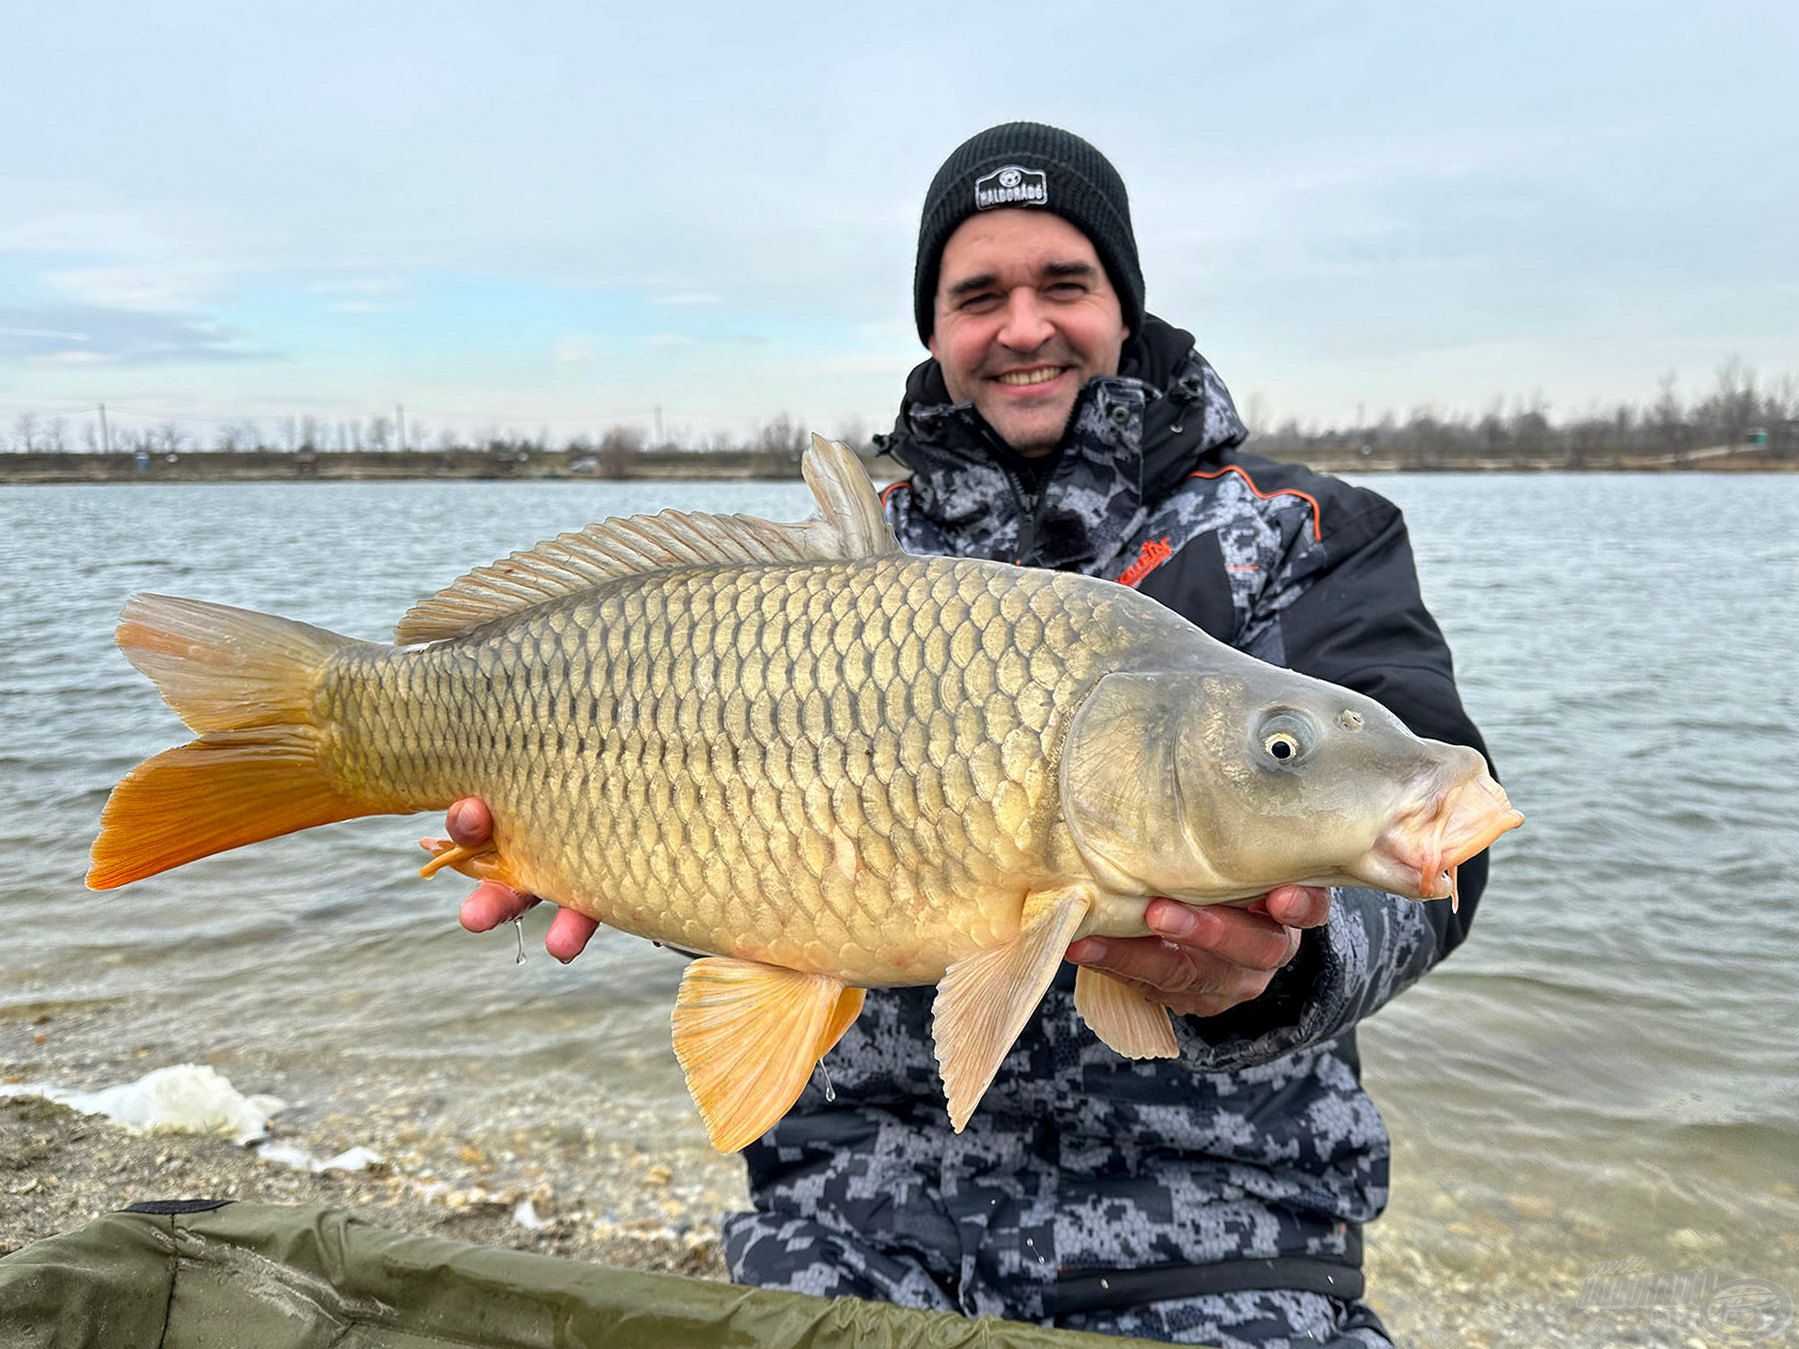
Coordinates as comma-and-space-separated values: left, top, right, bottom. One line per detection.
1, 444, 1792, 485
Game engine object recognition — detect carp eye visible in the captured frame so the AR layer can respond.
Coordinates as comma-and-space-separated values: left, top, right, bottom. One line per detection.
1255, 711, 1315, 767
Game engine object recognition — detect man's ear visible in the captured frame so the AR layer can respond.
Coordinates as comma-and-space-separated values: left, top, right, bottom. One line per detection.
927, 331, 941, 362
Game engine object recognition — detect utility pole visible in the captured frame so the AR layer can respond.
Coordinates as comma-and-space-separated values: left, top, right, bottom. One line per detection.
98, 402, 111, 454
396, 404, 407, 452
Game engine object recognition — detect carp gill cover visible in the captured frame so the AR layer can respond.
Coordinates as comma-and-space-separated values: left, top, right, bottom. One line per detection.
88, 437, 1522, 1151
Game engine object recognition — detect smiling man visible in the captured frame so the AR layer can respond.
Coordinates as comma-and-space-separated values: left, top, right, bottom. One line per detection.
930, 209, 1129, 456
451, 123, 1498, 1347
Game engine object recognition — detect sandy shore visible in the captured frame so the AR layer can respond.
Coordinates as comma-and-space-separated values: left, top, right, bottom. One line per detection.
5, 1091, 1735, 1348
1, 1092, 729, 1277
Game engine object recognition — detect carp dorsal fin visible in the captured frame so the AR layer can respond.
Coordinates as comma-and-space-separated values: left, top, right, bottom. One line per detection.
394, 434, 899, 645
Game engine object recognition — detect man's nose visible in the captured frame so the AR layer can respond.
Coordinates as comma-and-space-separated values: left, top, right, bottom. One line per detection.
997, 289, 1054, 351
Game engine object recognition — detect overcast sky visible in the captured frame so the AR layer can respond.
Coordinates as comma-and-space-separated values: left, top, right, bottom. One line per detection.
2, 1, 1794, 444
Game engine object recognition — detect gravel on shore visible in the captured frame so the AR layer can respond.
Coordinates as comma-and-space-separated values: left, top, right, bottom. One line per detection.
4, 1093, 1777, 1348
1, 1093, 728, 1279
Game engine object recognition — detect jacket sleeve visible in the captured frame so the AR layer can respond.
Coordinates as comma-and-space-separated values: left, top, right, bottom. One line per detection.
1175, 491, 1498, 1071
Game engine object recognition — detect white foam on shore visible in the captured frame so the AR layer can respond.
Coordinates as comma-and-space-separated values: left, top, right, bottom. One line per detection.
3, 1064, 285, 1145
256, 1141, 386, 1174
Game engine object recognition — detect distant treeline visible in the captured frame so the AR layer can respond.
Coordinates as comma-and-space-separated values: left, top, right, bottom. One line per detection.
1250, 359, 1797, 468
4, 363, 1795, 471
0, 409, 833, 466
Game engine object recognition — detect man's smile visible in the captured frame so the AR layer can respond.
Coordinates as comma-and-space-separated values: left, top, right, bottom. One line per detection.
993, 365, 1069, 388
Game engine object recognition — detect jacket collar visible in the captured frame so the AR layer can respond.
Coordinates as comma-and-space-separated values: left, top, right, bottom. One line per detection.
878, 315, 1247, 572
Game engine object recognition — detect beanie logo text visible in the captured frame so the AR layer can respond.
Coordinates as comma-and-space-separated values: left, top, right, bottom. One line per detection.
974, 165, 1048, 211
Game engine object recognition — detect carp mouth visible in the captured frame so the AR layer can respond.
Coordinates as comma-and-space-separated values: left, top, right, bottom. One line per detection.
1358, 765, 1524, 909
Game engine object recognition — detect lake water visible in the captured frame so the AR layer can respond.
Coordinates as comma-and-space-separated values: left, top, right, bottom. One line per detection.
2, 473, 1796, 1326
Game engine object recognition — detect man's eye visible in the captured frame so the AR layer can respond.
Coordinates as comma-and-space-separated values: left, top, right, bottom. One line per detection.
961, 294, 1000, 312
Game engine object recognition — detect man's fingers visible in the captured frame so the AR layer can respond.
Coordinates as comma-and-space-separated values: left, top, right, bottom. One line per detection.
458, 881, 539, 932
1145, 899, 1299, 973
1069, 935, 1220, 997
1262, 884, 1331, 929
545, 909, 600, 964
446, 797, 494, 848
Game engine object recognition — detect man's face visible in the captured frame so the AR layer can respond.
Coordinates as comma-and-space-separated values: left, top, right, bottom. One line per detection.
929, 209, 1129, 457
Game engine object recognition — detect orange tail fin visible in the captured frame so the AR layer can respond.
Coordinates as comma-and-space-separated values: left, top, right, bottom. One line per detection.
88, 594, 379, 889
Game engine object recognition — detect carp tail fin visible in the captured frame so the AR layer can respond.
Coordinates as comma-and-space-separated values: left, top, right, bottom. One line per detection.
88, 594, 381, 889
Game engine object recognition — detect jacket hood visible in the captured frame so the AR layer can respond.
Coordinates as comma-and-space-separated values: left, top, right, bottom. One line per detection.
877, 314, 1248, 573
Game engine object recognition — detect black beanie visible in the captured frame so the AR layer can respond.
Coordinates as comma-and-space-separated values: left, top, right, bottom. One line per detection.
913, 121, 1144, 345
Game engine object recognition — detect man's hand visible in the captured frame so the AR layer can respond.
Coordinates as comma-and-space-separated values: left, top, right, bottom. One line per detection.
446, 798, 600, 963
1066, 886, 1330, 1018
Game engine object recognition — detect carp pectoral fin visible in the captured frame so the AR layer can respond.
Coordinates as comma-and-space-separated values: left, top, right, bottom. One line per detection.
416, 837, 519, 888
932, 886, 1093, 1133
1074, 966, 1179, 1060
671, 958, 850, 1154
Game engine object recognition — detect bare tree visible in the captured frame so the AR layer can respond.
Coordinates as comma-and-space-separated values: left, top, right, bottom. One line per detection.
1239, 392, 1269, 437
833, 417, 872, 455
756, 413, 807, 463
600, 423, 645, 479
1650, 373, 1687, 463
214, 420, 263, 451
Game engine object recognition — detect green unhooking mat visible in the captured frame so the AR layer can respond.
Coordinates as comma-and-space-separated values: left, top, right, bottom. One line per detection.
0, 1200, 1173, 1348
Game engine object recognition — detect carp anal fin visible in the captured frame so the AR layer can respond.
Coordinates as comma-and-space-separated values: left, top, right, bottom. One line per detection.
931, 886, 1092, 1133
671, 956, 864, 1153
395, 434, 900, 645
1074, 965, 1179, 1059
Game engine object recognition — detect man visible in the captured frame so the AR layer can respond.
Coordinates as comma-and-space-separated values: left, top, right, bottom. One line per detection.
452, 123, 1496, 1347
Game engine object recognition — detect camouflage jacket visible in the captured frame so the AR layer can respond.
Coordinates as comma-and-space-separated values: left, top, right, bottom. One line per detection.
724, 316, 1492, 1342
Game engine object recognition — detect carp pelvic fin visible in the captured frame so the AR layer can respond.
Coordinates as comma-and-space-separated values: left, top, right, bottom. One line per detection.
416, 837, 520, 888
671, 957, 862, 1153
932, 886, 1093, 1133
1074, 966, 1179, 1059
394, 436, 900, 645
88, 594, 386, 889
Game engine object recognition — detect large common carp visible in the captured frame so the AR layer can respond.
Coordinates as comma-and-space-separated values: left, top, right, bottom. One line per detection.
89, 437, 1521, 1150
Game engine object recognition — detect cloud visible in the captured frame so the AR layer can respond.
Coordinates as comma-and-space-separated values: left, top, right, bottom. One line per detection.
0, 325, 90, 343
312, 276, 405, 296
0, 304, 273, 365
551, 335, 600, 364
42, 265, 232, 312
312, 276, 407, 314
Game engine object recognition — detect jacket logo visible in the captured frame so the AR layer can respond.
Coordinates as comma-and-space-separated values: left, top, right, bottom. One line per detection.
974, 165, 1048, 210
1117, 536, 1173, 588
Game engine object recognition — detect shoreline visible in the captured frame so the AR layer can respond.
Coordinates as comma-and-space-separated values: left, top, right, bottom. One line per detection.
2, 1090, 1748, 1348
1, 448, 1792, 485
